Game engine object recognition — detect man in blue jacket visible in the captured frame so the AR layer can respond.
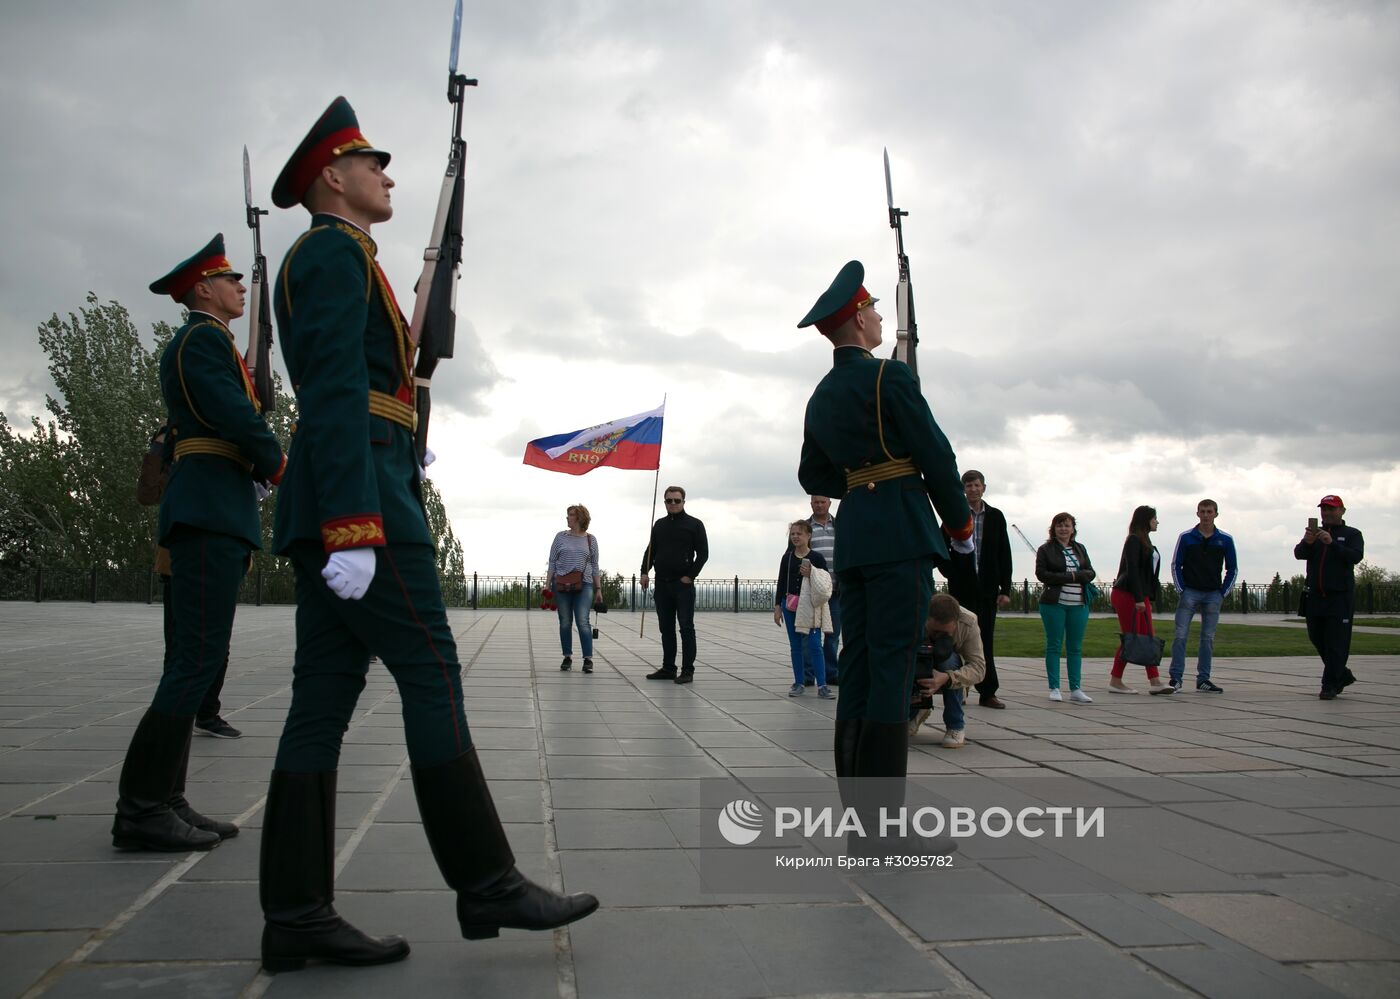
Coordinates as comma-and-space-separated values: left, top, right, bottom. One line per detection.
1168, 499, 1237, 692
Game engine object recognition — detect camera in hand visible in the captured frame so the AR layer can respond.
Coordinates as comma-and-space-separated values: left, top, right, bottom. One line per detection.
912, 634, 958, 708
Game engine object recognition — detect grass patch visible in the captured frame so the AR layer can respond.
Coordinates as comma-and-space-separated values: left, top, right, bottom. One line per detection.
993, 617, 1400, 657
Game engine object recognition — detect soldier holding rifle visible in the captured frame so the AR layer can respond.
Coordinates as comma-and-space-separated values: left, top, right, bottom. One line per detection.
257, 94, 596, 974
798, 260, 972, 855
112, 235, 285, 853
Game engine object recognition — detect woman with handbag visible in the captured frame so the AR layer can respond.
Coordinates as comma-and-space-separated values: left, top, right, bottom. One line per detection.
1035, 512, 1096, 704
1109, 505, 1173, 694
547, 505, 601, 673
772, 521, 833, 699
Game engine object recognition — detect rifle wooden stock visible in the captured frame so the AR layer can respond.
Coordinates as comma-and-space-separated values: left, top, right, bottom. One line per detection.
245, 257, 276, 412
408, 70, 474, 466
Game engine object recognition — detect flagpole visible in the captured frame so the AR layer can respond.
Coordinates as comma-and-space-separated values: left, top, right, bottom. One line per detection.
639, 395, 666, 638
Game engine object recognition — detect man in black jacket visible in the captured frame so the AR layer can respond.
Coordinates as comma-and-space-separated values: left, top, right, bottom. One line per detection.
1294, 495, 1365, 700
640, 486, 709, 683
940, 471, 1013, 708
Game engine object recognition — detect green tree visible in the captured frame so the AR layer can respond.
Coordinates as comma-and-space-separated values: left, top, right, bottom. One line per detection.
1355, 561, 1398, 587
0, 414, 77, 569
421, 478, 466, 603
3, 294, 463, 587
1, 295, 170, 569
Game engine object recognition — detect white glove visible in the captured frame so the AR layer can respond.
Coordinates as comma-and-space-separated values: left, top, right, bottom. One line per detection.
322, 547, 377, 600
950, 535, 975, 555
418, 445, 436, 481
253, 481, 272, 502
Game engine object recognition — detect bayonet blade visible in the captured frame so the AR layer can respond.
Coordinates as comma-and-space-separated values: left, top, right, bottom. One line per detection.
242, 145, 253, 210
449, 0, 463, 76
883, 147, 894, 209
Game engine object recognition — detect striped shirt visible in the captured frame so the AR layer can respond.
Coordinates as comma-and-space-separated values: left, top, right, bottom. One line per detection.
807, 516, 836, 569
547, 532, 599, 583
1059, 546, 1083, 606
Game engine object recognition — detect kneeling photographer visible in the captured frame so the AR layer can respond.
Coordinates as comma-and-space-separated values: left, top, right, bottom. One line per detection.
910, 594, 986, 749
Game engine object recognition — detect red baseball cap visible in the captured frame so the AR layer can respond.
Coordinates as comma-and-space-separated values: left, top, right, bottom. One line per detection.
1318, 495, 1344, 508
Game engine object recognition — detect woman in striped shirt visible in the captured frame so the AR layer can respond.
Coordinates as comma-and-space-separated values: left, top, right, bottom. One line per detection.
1036, 512, 1096, 703
547, 505, 600, 673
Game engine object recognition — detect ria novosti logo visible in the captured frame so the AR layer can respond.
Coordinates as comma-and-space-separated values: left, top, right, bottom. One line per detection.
716, 799, 1105, 844
716, 799, 765, 845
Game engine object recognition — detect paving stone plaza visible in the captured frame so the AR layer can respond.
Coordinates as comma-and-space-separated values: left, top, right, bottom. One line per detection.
2, 601, 1398, 998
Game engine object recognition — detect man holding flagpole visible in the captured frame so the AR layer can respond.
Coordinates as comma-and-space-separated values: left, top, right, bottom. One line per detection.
798, 260, 972, 855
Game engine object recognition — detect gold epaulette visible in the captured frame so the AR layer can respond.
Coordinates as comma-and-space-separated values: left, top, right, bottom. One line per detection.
173, 438, 253, 473
846, 458, 918, 493
368, 390, 416, 431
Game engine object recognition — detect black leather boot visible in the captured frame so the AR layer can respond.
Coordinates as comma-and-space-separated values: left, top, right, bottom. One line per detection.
169, 724, 237, 839
112, 710, 221, 852
260, 770, 409, 973
412, 749, 599, 939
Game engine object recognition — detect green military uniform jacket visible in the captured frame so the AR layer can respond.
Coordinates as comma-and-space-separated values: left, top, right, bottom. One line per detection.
158, 312, 284, 547
273, 213, 431, 554
799, 346, 971, 570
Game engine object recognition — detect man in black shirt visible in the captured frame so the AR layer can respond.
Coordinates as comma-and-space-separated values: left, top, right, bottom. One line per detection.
640, 486, 709, 683
939, 470, 1013, 708
1294, 494, 1365, 700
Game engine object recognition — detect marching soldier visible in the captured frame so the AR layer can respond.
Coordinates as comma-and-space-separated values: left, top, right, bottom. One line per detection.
797, 260, 972, 852
259, 96, 596, 973
112, 236, 285, 852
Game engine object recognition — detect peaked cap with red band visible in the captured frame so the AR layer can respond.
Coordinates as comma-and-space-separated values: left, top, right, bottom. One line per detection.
797, 260, 879, 335
148, 233, 243, 302
272, 96, 391, 209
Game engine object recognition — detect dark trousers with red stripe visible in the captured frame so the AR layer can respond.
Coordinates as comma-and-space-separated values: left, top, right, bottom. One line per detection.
834, 556, 933, 724
150, 527, 251, 717
274, 543, 470, 772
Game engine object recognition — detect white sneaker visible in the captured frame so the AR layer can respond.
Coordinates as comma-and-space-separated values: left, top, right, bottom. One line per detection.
941, 729, 966, 749
1048, 688, 1063, 702
1069, 688, 1093, 703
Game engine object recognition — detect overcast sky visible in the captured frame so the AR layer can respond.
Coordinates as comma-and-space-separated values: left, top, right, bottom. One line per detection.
2, 0, 1397, 586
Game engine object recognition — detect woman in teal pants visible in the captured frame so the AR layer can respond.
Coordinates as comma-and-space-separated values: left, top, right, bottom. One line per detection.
1036, 513, 1096, 703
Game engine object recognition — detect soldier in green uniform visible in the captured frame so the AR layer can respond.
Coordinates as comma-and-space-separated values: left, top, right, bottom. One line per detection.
259, 97, 597, 974
797, 260, 973, 853
112, 235, 286, 853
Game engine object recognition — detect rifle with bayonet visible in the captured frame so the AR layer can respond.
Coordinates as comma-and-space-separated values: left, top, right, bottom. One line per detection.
883, 148, 918, 377
242, 146, 275, 412
407, 0, 478, 465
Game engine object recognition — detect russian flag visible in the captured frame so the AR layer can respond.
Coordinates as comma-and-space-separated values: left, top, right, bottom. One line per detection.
522, 403, 665, 475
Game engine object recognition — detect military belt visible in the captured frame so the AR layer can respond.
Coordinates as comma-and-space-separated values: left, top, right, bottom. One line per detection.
369, 390, 417, 431
173, 438, 253, 473
846, 458, 918, 493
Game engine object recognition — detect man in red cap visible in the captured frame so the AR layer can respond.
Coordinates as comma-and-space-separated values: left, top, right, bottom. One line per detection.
112, 235, 285, 853
1294, 495, 1365, 699
258, 96, 596, 975
797, 260, 973, 855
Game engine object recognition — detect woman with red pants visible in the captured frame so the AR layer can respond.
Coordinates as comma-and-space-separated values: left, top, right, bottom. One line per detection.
1109, 506, 1174, 694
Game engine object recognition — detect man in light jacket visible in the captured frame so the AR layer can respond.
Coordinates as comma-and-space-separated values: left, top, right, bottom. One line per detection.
909, 594, 985, 749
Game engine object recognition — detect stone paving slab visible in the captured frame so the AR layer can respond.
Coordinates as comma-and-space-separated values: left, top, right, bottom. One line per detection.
2, 603, 1399, 997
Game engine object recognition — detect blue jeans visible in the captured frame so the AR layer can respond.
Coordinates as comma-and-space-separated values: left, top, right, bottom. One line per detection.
1170, 587, 1222, 683
941, 688, 964, 731
782, 606, 825, 685
803, 594, 841, 681
556, 584, 593, 657
907, 652, 964, 731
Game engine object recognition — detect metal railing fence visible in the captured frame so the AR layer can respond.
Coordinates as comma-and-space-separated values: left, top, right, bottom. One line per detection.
4, 565, 1399, 615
